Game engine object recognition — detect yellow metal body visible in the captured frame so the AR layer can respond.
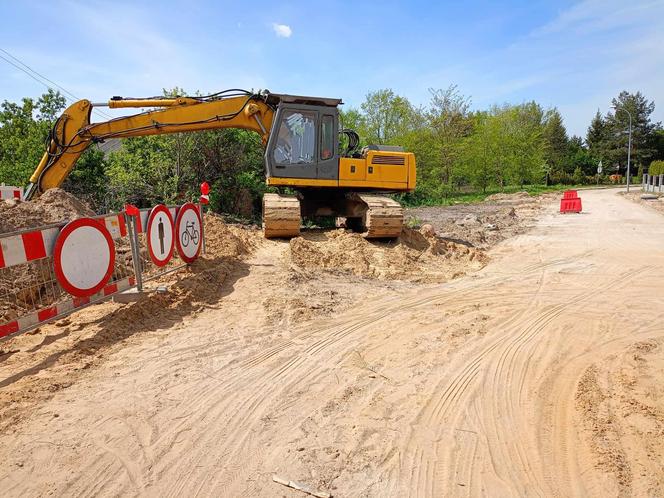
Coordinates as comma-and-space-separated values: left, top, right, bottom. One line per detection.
268, 150, 416, 190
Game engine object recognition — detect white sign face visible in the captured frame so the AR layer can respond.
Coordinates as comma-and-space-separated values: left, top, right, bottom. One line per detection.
175, 204, 202, 263
597, 161, 603, 174
147, 205, 174, 266
54, 218, 115, 297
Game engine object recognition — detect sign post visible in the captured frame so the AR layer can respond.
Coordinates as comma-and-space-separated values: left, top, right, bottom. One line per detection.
597, 160, 603, 186
199, 182, 210, 255
124, 204, 143, 291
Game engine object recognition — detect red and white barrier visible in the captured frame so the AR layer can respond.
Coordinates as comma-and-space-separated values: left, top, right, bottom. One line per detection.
0, 185, 22, 200
0, 276, 136, 339
0, 214, 127, 270
0, 197, 207, 341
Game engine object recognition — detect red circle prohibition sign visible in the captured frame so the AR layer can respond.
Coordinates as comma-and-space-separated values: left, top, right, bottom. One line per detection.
174, 202, 203, 263
53, 217, 116, 297
146, 204, 175, 267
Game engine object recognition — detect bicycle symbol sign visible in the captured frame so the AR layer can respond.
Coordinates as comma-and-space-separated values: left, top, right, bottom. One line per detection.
181, 221, 199, 248
175, 203, 202, 263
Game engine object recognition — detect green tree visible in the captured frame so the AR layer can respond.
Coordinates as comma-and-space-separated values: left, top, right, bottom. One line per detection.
499, 102, 546, 186
0, 89, 67, 186
606, 91, 660, 174
567, 136, 596, 176
586, 110, 611, 164
542, 108, 569, 176
425, 85, 473, 185
360, 89, 417, 144
460, 111, 501, 192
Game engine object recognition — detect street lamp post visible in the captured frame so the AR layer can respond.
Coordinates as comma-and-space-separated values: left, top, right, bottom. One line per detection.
614, 106, 633, 193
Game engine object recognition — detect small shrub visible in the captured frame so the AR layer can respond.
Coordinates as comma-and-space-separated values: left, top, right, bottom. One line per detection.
650, 160, 664, 176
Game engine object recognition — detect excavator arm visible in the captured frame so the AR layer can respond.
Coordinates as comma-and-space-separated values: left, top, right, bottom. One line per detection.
26, 90, 275, 200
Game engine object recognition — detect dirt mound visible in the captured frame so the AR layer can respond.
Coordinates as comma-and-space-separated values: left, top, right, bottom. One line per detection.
406, 193, 543, 249
202, 213, 261, 259
0, 188, 95, 234
288, 227, 487, 283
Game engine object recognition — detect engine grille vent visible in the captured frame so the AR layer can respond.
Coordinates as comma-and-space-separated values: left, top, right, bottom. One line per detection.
371, 155, 406, 166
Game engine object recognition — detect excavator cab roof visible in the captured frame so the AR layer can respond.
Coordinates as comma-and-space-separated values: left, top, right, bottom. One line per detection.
266, 93, 342, 108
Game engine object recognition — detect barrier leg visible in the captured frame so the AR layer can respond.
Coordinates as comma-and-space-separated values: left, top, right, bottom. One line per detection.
199, 203, 206, 256
127, 215, 144, 292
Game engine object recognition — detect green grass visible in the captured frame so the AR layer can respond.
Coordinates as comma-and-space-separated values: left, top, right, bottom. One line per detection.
399, 184, 576, 207
399, 183, 626, 208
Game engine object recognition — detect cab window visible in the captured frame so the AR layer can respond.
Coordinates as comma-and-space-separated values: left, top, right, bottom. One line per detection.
320, 115, 334, 160
273, 111, 316, 165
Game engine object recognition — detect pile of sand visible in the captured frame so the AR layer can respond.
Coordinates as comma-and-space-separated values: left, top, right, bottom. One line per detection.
0, 188, 94, 234
202, 213, 261, 259
288, 226, 487, 283
114, 214, 262, 326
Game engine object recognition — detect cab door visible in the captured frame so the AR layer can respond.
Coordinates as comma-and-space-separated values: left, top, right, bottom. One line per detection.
265, 104, 338, 181
317, 112, 338, 180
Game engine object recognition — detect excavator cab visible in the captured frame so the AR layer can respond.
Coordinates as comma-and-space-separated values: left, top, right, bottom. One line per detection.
262, 93, 416, 194
264, 94, 341, 183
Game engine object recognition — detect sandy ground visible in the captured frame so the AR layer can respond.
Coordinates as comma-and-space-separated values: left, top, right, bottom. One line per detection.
620, 189, 664, 216
405, 191, 551, 249
0, 189, 663, 497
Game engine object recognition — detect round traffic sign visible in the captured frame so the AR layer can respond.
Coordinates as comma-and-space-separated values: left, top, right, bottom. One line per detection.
147, 204, 174, 267
175, 202, 202, 263
53, 218, 116, 297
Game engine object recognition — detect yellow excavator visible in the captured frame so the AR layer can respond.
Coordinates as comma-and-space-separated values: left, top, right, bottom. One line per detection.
26, 89, 416, 238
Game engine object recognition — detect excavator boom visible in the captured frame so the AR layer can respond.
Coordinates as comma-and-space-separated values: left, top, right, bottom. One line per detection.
26, 91, 274, 199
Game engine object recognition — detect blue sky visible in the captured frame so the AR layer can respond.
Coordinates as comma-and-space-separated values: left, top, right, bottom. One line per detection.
1, 0, 662, 137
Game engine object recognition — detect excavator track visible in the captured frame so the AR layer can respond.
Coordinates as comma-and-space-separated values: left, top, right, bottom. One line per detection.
352, 193, 404, 239
262, 193, 301, 238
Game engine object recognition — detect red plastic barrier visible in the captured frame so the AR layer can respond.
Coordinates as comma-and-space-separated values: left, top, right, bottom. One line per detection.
560, 197, 582, 213
563, 190, 578, 199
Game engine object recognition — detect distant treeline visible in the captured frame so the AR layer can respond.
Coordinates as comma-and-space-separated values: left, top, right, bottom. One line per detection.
340, 87, 663, 204
1, 87, 662, 216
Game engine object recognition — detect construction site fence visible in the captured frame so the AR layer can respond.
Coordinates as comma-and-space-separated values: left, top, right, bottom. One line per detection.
642, 174, 664, 194
0, 204, 204, 341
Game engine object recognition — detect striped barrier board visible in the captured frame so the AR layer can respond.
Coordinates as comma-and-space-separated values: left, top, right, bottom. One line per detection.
0, 275, 136, 340
0, 214, 127, 270
0, 186, 22, 200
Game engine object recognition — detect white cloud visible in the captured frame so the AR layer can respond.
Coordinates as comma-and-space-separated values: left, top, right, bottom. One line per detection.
272, 23, 292, 38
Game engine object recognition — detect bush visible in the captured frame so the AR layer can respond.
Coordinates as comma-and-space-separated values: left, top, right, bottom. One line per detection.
549, 171, 574, 185
650, 160, 664, 176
